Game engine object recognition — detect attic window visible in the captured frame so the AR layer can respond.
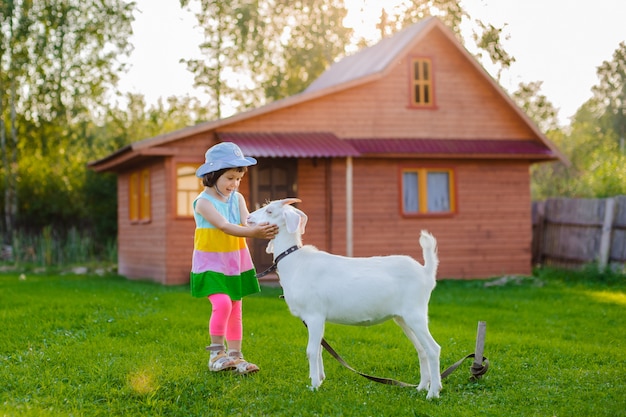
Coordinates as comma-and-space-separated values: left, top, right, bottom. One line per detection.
176, 164, 204, 217
411, 58, 434, 107
401, 167, 456, 216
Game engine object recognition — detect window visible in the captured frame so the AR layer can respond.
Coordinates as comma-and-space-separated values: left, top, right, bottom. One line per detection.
401, 168, 455, 215
129, 168, 151, 222
411, 58, 434, 106
177, 164, 203, 217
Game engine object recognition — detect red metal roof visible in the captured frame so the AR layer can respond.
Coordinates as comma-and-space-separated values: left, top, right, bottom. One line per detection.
216, 133, 554, 160
217, 132, 360, 158
345, 138, 554, 158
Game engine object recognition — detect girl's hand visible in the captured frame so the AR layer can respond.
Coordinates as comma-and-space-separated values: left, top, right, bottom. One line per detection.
251, 222, 279, 240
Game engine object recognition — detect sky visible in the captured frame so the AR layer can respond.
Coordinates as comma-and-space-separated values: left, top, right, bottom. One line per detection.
117, 0, 626, 126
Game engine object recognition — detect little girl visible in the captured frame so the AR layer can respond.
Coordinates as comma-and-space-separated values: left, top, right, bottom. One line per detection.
190, 142, 278, 374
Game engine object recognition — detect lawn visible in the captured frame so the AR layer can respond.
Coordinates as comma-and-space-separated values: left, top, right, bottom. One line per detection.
1, 268, 625, 417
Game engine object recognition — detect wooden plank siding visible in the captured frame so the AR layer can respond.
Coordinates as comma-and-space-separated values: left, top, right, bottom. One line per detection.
117, 163, 168, 283
346, 159, 532, 278
219, 26, 535, 142
273, 157, 533, 279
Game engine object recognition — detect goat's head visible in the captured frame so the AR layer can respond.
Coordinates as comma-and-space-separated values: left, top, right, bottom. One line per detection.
248, 198, 307, 234
248, 199, 307, 254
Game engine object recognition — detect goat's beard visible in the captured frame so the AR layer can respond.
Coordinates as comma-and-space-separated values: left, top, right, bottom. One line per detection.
266, 240, 274, 254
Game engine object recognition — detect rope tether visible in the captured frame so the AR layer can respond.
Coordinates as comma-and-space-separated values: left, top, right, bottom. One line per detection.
314, 321, 489, 386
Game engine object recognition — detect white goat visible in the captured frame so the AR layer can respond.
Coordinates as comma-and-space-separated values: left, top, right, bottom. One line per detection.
247, 198, 442, 399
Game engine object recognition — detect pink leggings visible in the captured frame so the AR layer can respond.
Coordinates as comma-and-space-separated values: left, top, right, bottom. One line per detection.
208, 293, 243, 341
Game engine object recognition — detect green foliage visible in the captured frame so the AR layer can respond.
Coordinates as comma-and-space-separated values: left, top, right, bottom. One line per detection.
1, 271, 625, 416
0, 0, 134, 241
535, 264, 626, 286
7, 226, 116, 267
592, 41, 626, 140
472, 20, 515, 81
263, 0, 353, 100
530, 42, 626, 200
181, 0, 354, 114
512, 81, 560, 133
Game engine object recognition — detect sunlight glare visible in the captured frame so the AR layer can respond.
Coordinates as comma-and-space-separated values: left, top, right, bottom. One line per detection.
343, 0, 407, 42
586, 290, 626, 307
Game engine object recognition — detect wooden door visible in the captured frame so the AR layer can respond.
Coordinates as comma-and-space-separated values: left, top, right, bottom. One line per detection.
249, 158, 298, 271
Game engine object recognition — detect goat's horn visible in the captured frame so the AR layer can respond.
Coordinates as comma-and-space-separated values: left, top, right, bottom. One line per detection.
281, 198, 302, 206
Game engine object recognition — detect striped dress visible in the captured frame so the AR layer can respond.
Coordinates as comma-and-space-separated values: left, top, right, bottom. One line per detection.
190, 191, 260, 300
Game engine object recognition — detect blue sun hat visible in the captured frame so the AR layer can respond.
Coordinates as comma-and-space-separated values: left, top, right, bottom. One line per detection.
196, 142, 257, 177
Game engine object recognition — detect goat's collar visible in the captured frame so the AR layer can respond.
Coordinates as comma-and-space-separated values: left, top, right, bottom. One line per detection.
274, 245, 300, 264
255, 245, 300, 278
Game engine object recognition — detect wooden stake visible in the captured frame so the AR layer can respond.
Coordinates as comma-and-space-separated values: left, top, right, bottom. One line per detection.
473, 321, 486, 366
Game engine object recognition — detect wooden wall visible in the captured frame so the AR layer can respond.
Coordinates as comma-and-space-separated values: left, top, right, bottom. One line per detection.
286, 157, 533, 279
221, 25, 535, 142
117, 162, 168, 283
350, 158, 530, 278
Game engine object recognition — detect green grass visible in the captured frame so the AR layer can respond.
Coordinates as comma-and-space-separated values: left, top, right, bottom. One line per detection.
1, 270, 625, 417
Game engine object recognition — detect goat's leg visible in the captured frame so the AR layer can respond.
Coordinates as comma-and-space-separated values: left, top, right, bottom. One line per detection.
304, 317, 326, 390
394, 317, 431, 391
398, 313, 442, 399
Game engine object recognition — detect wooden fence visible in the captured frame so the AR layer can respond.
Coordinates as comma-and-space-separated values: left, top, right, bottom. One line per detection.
532, 195, 626, 269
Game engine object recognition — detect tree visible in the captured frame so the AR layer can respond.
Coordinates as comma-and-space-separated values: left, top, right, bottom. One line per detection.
368, 1, 515, 83
0, 0, 134, 239
181, 0, 352, 115
511, 81, 560, 133
531, 42, 626, 200
591, 41, 626, 149
262, 0, 352, 100
1, 0, 34, 244
384, 0, 464, 37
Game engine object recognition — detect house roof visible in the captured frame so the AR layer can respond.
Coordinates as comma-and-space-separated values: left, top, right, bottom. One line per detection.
217, 132, 360, 157
304, 18, 434, 94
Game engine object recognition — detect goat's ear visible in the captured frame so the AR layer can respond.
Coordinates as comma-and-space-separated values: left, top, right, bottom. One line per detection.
293, 208, 308, 235
265, 239, 274, 254
284, 209, 304, 234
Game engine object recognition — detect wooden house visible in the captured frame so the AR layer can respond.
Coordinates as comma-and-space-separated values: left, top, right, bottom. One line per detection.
89, 17, 563, 285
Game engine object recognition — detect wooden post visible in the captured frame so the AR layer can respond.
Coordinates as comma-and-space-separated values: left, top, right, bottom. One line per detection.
533, 201, 546, 266
346, 156, 353, 257
598, 197, 616, 269
473, 321, 486, 366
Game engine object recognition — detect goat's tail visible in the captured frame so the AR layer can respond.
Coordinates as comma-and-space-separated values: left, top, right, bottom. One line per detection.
419, 230, 439, 282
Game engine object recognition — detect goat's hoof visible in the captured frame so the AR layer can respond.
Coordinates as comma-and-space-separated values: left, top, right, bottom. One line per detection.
426, 390, 440, 400
426, 383, 442, 399
309, 379, 322, 391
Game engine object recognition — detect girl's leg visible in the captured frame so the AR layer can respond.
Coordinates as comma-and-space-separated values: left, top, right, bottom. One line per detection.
225, 300, 243, 350
226, 301, 259, 374
208, 293, 232, 343
207, 294, 236, 371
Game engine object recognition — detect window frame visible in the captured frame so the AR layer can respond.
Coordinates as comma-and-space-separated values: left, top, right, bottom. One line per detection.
175, 162, 204, 218
408, 57, 436, 108
129, 168, 152, 224
399, 166, 457, 217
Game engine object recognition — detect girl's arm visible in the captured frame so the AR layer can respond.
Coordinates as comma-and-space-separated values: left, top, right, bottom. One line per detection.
195, 197, 276, 239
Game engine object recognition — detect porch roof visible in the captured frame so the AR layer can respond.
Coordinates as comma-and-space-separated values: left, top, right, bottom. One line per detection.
345, 138, 556, 160
217, 132, 361, 158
